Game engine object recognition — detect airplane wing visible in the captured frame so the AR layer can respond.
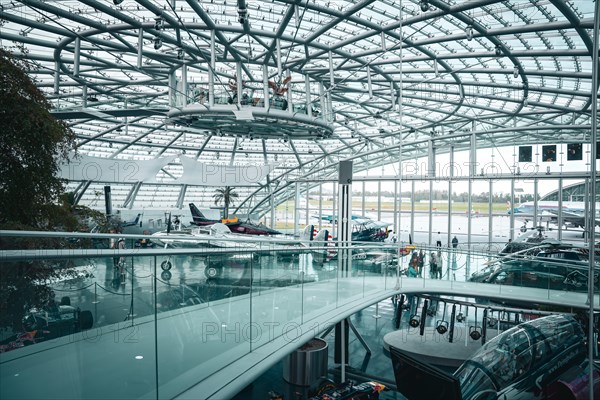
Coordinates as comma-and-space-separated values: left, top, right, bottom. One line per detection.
545, 210, 600, 228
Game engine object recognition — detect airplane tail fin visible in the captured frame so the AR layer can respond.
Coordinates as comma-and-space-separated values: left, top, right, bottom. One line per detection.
189, 203, 209, 222
134, 213, 142, 227
314, 228, 329, 243
301, 224, 315, 242
166, 212, 172, 234
312, 228, 335, 260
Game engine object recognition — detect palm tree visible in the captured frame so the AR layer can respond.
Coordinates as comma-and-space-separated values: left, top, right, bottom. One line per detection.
213, 186, 239, 218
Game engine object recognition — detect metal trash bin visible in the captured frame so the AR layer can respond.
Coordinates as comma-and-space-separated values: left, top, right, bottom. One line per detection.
283, 338, 328, 387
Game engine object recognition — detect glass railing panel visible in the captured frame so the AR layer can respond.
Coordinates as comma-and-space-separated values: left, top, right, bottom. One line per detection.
155, 247, 253, 399
249, 246, 303, 349
298, 244, 339, 326
0, 254, 158, 399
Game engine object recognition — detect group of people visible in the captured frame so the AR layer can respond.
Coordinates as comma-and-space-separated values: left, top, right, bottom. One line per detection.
406, 250, 444, 279
405, 234, 460, 279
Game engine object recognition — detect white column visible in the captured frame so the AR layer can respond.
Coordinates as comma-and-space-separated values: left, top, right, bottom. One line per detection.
209, 30, 215, 107
73, 37, 80, 76
137, 28, 143, 69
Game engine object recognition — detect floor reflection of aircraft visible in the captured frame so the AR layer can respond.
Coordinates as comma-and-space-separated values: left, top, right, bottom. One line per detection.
391, 314, 599, 400
509, 201, 600, 229
188, 203, 281, 235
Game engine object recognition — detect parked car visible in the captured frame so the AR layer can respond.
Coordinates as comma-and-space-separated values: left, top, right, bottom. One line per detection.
469, 250, 597, 292
0, 297, 93, 353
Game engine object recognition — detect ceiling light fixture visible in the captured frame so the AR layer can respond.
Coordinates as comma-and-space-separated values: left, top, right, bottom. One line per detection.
238, 8, 248, 25
513, 65, 519, 78
153, 37, 162, 50
113, 0, 124, 5
465, 25, 473, 41
469, 327, 482, 340
409, 314, 420, 328
435, 320, 448, 335
494, 45, 503, 57
419, 1, 430, 12
154, 17, 164, 31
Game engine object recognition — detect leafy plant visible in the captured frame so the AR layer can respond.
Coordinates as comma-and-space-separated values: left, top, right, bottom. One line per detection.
0, 49, 81, 331
212, 186, 239, 219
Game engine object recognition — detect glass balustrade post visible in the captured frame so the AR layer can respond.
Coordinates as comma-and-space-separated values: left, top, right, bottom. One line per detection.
250, 256, 253, 352
153, 255, 159, 400
130, 256, 134, 326
301, 269, 304, 325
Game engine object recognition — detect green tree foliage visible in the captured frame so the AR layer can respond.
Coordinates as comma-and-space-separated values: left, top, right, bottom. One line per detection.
0, 49, 80, 331
0, 49, 76, 229
213, 186, 239, 218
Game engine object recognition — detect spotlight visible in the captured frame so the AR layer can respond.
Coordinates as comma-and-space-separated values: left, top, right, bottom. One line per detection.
419, 1, 430, 12
426, 305, 437, 317
513, 65, 519, 78
487, 317, 498, 328
523, 97, 528, 107
465, 25, 473, 41
436, 320, 448, 335
456, 312, 465, 323
154, 17, 164, 31
177, 48, 184, 60
238, 8, 247, 25
153, 37, 162, 50
469, 327, 482, 341
495, 45, 503, 57
409, 314, 420, 328
113, 0, 124, 4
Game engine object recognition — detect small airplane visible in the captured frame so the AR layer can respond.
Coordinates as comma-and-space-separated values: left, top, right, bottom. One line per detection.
152, 221, 330, 276
189, 203, 281, 235
509, 200, 600, 229
390, 313, 600, 399
315, 214, 392, 242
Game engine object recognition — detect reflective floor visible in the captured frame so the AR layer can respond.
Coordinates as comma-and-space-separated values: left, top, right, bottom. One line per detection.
232, 297, 442, 400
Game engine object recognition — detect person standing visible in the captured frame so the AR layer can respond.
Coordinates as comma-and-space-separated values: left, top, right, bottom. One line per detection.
429, 252, 438, 279
452, 235, 459, 249
436, 231, 442, 247
410, 252, 420, 277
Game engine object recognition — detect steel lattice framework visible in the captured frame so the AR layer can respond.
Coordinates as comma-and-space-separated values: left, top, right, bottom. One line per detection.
0, 0, 597, 216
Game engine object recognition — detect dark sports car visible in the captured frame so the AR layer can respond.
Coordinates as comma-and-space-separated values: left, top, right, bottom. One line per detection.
0, 297, 93, 353
469, 249, 598, 292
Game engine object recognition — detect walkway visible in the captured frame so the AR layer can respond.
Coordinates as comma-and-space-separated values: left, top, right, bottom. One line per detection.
0, 273, 595, 400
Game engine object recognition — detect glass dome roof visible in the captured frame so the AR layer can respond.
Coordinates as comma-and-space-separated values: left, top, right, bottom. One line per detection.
0, 0, 597, 216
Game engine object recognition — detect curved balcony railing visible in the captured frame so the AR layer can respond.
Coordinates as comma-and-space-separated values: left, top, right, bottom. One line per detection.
0, 230, 597, 399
